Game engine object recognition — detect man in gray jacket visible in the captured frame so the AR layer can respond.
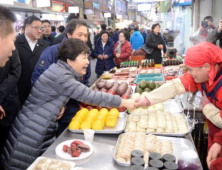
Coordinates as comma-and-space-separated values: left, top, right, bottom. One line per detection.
207, 20, 222, 48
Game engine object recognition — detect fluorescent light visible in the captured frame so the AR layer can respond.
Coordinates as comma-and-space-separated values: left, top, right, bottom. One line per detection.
132, 0, 164, 2
36, 0, 51, 8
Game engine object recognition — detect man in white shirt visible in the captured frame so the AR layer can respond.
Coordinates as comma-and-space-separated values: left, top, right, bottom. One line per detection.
15, 15, 48, 105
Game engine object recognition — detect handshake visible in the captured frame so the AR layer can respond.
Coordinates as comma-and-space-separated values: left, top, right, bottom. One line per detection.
120, 97, 150, 110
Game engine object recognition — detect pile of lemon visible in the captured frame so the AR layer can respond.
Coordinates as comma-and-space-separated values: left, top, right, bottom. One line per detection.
69, 108, 120, 130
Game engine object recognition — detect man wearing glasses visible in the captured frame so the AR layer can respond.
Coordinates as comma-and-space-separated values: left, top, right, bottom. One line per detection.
15, 15, 48, 106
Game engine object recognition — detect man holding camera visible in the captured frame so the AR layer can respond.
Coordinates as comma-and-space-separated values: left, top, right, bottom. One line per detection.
207, 20, 222, 48
190, 16, 215, 45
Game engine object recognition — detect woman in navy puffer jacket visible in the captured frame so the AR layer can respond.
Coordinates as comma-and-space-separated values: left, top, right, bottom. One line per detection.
94, 31, 115, 77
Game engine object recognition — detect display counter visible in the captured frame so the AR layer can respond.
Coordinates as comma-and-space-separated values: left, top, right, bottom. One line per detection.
42, 129, 203, 170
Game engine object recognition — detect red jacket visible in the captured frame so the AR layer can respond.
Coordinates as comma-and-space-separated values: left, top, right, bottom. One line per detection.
180, 65, 222, 170
113, 40, 132, 66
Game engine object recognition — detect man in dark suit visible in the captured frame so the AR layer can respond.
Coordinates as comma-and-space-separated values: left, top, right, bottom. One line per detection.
15, 15, 48, 105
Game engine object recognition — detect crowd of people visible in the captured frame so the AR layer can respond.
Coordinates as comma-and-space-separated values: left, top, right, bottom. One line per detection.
0, 5, 222, 170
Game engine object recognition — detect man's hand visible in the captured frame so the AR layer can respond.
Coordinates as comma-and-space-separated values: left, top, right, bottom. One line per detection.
116, 53, 120, 58
207, 143, 221, 169
158, 45, 163, 50
120, 99, 135, 110
218, 20, 222, 32
202, 91, 211, 107
57, 106, 65, 120
0, 105, 5, 119
135, 97, 150, 108
199, 25, 205, 31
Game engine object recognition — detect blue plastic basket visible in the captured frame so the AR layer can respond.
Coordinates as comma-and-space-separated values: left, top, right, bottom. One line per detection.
136, 73, 163, 79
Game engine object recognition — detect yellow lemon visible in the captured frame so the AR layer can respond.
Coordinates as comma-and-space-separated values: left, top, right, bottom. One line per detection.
96, 115, 106, 122
105, 116, 117, 127
108, 108, 119, 118
99, 108, 109, 118
72, 116, 83, 124
80, 121, 92, 129
69, 121, 80, 130
92, 120, 104, 130
89, 109, 99, 117
76, 108, 89, 117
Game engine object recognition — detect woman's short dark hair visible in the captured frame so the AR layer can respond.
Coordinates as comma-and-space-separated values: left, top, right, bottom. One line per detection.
152, 23, 160, 31
119, 31, 127, 38
57, 38, 89, 63
100, 31, 109, 37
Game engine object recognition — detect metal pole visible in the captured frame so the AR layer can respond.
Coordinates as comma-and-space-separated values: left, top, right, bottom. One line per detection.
112, 0, 116, 29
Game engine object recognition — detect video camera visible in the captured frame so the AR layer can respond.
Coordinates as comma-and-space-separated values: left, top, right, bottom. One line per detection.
201, 21, 208, 28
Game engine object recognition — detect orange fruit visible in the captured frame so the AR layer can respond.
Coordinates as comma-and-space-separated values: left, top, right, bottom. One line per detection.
69, 121, 80, 130
80, 121, 92, 129
108, 108, 119, 118
92, 120, 104, 130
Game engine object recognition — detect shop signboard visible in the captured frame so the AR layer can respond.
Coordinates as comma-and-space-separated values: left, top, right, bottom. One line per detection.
84, 1, 93, 8
93, 2, 99, 9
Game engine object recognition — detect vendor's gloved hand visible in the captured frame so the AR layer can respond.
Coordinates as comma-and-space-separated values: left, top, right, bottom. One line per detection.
135, 97, 151, 108
207, 142, 221, 169
202, 91, 211, 107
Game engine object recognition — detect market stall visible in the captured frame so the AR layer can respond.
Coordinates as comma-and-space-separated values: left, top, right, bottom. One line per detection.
27, 63, 204, 170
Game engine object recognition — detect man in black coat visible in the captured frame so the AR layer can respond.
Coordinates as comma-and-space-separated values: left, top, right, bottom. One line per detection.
0, 50, 21, 154
42, 20, 55, 46
15, 15, 48, 105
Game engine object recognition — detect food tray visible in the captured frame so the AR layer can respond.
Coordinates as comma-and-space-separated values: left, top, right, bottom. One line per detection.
163, 99, 184, 113
113, 134, 197, 167
27, 157, 75, 170
124, 113, 193, 137
68, 112, 127, 134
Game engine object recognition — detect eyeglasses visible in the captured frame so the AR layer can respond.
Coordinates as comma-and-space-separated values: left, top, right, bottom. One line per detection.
30, 25, 44, 31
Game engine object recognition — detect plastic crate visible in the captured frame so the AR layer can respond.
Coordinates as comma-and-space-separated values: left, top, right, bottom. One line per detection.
136, 73, 163, 79
134, 76, 164, 84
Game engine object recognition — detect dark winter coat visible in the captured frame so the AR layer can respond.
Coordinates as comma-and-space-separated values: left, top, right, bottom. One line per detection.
1, 60, 121, 170
42, 34, 55, 46
145, 31, 165, 64
130, 31, 144, 50
94, 37, 115, 76
113, 40, 132, 67
15, 34, 49, 105
0, 50, 21, 126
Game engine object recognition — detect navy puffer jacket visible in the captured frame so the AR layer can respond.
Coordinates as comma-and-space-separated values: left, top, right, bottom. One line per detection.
1, 60, 121, 170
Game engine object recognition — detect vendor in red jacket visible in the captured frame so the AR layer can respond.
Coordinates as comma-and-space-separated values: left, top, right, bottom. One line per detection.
135, 42, 222, 170
113, 31, 132, 68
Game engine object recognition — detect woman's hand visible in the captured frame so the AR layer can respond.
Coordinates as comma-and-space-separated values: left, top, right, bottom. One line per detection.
0, 105, 5, 119
116, 53, 120, 58
57, 106, 66, 120
135, 97, 151, 108
103, 54, 108, 59
120, 99, 135, 110
98, 54, 103, 59
158, 45, 163, 50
